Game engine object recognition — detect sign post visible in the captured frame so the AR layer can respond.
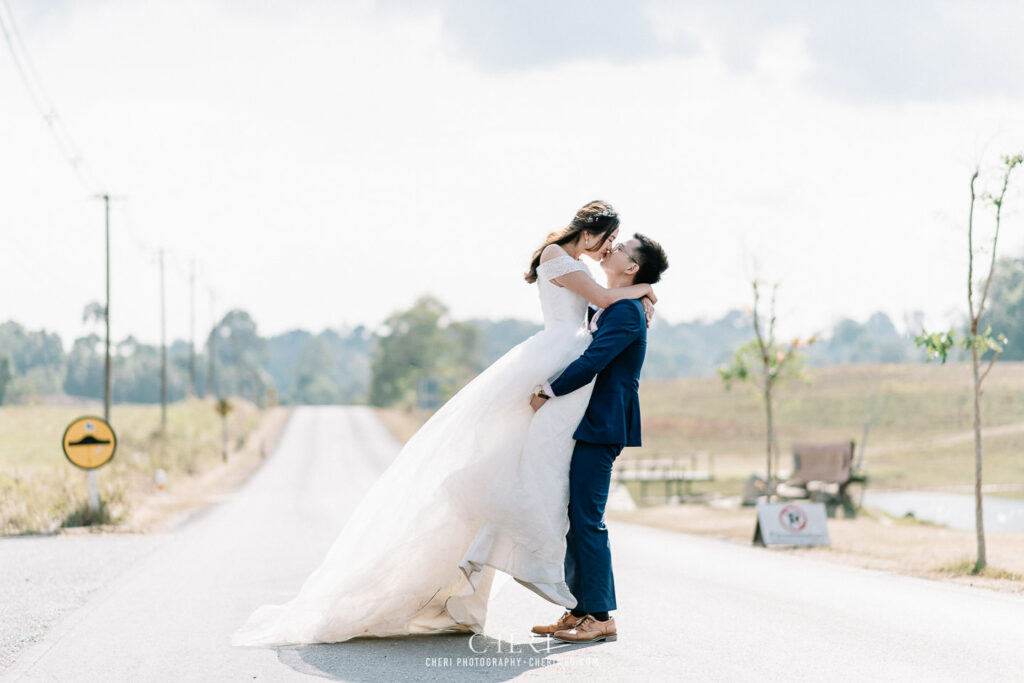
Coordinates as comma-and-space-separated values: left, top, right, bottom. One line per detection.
753, 502, 831, 547
215, 398, 233, 462
62, 416, 117, 511
87, 471, 99, 511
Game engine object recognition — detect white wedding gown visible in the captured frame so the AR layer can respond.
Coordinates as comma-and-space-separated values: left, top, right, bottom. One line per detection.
233, 254, 596, 645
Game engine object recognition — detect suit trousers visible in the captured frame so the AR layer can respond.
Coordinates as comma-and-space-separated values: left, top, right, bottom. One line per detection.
563, 440, 623, 614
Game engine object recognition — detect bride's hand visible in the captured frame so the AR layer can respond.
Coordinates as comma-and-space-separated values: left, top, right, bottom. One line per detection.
529, 393, 548, 412
642, 295, 655, 328
644, 285, 658, 305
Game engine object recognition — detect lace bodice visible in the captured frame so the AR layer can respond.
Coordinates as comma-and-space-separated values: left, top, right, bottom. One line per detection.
535, 254, 591, 331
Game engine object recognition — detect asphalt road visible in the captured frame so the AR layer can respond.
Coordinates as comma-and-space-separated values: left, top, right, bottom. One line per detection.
5, 406, 1024, 682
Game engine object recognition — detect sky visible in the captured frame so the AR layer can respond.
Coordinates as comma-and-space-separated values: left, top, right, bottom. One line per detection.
2, 0, 1024, 348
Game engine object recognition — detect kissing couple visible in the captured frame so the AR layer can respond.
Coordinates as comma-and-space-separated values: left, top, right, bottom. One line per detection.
234, 200, 670, 646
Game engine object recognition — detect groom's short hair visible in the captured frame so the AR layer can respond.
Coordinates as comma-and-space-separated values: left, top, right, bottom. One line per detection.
631, 233, 669, 285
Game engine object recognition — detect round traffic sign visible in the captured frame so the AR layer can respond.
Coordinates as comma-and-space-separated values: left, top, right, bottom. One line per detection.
62, 416, 117, 470
778, 504, 808, 532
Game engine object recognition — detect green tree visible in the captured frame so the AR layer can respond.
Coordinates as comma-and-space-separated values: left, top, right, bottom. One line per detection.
0, 321, 64, 374
266, 329, 313, 401
323, 327, 373, 404
915, 153, 1022, 573
982, 255, 1024, 360
0, 355, 11, 405
439, 320, 481, 381
808, 312, 913, 365
82, 301, 106, 328
0, 321, 66, 400
208, 310, 273, 407
109, 336, 189, 403
469, 318, 542, 367
65, 334, 104, 397
369, 296, 480, 407
294, 334, 341, 405
370, 296, 450, 407
719, 281, 814, 488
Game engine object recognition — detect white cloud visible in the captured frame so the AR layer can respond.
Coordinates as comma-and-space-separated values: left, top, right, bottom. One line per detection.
1, 0, 1022, 350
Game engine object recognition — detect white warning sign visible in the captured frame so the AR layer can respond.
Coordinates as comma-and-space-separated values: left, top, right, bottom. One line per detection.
753, 502, 831, 547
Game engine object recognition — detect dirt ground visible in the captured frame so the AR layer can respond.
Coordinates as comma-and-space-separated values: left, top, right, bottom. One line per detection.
610, 502, 1024, 595
374, 407, 424, 445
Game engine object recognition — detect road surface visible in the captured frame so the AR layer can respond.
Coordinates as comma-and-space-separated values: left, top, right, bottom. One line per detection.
5, 406, 1024, 681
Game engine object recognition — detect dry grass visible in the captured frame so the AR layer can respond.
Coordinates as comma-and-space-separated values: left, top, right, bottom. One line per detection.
374, 363, 1024, 497
374, 406, 428, 445
372, 364, 1024, 593
634, 363, 1024, 497
126, 407, 292, 533
0, 399, 272, 534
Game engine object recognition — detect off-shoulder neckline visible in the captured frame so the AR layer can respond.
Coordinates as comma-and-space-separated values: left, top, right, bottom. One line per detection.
538, 252, 580, 266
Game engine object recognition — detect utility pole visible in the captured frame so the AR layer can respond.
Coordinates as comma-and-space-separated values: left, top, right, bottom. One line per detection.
102, 194, 111, 422
189, 259, 196, 397
90, 192, 111, 513
208, 288, 217, 400
160, 248, 167, 432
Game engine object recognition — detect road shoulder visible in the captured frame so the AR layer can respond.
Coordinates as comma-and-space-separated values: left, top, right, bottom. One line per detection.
609, 502, 1024, 595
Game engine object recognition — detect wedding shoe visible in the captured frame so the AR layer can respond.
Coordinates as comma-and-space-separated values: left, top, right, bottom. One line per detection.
552, 614, 617, 643
531, 611, 584, 636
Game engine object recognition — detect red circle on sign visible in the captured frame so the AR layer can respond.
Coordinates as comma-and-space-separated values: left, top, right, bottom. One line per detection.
778, 504, 808, 532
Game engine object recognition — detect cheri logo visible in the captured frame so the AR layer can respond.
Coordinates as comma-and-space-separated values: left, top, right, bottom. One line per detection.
467, 634, 554, 655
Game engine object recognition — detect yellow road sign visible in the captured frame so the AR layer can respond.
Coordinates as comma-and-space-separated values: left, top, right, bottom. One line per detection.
62, 416, 117, 470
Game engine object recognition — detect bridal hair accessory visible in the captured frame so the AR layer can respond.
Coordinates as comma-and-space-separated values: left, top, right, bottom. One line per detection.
586, 208, 617, 223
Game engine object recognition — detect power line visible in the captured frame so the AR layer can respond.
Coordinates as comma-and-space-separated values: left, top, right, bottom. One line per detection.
110, 202, 229, 365
0, 0, 104, 193
0, 1, 44, 115
0, 4, 221, 367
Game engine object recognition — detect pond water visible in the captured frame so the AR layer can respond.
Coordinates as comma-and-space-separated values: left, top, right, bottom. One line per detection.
863, 490, 1024, 534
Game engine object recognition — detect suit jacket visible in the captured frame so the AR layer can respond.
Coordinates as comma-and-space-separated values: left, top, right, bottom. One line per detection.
550, 298, 646, 447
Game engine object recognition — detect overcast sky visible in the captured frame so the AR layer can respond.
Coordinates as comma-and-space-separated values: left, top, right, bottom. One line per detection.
3, 0, 1023, 347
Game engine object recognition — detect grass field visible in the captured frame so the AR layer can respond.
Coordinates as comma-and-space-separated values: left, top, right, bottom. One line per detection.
376, 363, 1024, 593
0, 399, 264, 534
379, 362, 1024, 499
636, 362, 1024, 498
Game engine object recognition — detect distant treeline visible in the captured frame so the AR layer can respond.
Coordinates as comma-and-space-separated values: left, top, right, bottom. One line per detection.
0, 301, 927, 408
5, 254, 1023, 407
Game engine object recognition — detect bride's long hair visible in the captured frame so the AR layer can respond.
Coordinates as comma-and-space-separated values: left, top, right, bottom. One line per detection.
524, 200, 620, 284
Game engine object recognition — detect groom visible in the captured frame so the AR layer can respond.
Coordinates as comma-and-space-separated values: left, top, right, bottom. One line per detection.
529, 233, 669, 643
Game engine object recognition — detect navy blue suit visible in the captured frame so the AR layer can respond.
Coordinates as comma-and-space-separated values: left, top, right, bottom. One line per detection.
549, 298, 647, 613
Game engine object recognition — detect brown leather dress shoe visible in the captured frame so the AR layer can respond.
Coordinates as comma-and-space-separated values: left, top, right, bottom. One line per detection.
552, 614, 617, 643
531, 611, 584, 636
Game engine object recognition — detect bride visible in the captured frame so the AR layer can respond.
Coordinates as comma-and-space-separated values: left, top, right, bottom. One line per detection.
233, 200, 654, 646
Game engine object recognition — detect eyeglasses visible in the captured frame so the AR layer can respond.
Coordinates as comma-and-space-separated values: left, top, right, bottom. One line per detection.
613, 243, 638, 264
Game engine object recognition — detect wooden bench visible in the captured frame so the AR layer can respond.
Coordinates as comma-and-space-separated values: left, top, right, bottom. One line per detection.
614, 452, 715, 502
777, 441, 867, 518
